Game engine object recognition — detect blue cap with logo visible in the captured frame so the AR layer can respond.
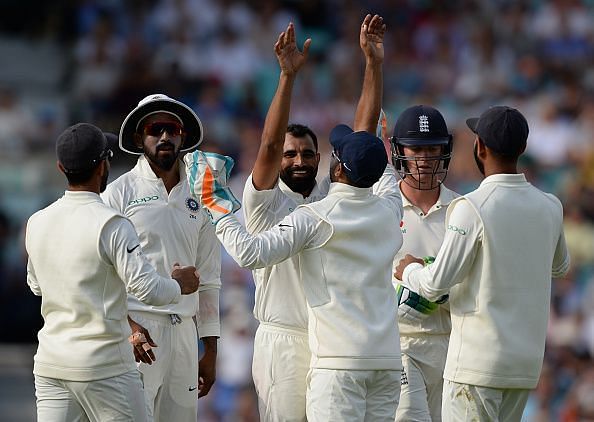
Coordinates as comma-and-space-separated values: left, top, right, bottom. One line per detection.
329, 124, 388, 186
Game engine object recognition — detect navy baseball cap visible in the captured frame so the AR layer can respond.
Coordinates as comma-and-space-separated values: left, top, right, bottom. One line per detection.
466, 106, 529, 156
56, 123, 114, 173
329, 124, 388, 186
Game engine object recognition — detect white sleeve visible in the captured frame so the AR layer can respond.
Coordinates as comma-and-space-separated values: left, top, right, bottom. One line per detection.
552, 227, 570, 278
372, 164, 403, 222
26, 258, 41, 296
196, 214, 222, 289
99, 216, 182, 305
195, 216, 221, 338
198, 288, 220, 338
403, 199, 482, 301
215, 208, 331, 270
24, 221, 41, 296
242, 174, 285, 233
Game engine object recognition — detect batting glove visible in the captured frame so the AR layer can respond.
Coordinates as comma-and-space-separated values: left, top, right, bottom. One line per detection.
396, 256, 448, 324
184, 150, 241, 225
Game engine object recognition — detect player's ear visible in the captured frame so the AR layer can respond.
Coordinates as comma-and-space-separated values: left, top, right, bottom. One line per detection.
475, 137, 488, 159
57, 161, 66, 174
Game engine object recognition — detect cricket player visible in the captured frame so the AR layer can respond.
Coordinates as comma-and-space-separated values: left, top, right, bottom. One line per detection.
26, 123, 200, 422
102, 94, 221, 421
243, 15, 387, 421
396, 106, 571, 421
390, 105, 459, 421
186, 125, 403, 422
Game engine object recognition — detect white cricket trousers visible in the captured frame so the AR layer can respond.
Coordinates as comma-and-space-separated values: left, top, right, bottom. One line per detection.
396, 334, 448, 422
130, 311, 198, 422
442, 380, 530, 422
251, 322, 310, 422
306, 368, 401, 422
35, 370, 147, 422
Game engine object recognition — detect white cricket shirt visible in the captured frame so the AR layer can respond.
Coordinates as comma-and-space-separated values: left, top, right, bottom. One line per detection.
403, 174, 570, 388
102, 156, 221, 337
26, 191, 181, 381
219, 181, 404, 370
242, 175, 329, 329
243, 166, 399, 330
394, 182, 459, 336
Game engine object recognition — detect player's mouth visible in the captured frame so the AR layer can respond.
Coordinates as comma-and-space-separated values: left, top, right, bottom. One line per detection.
290, 169, 312, 178
157, 144, 175, 153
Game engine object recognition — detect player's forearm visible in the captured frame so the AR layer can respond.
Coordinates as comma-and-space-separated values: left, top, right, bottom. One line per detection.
262, 72, 296, 148
253, 73, 296, 189
353, 57, 383, 133
201, 336, 218, 354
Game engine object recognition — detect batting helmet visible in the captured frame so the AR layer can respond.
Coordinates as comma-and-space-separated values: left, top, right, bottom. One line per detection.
390, 105, 452, 190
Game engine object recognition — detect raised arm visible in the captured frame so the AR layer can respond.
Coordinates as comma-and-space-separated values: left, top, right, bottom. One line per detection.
252, 23, 311, 190
353, 14, 385, 133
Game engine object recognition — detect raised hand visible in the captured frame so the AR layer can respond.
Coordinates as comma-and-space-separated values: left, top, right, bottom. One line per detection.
360, 14, 386, 63
275, 22, 311, 77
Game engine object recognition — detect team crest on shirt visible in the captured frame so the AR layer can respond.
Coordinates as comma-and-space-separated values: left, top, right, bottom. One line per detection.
185, 197, 200, 213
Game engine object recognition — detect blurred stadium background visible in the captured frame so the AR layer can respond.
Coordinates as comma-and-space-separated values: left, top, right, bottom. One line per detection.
0, 0, 593, 421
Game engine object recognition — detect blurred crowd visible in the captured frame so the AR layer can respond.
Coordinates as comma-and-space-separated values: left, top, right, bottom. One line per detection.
0, 0, 593, 420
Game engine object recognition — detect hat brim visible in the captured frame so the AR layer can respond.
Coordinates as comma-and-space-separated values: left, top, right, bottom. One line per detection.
466, 117, 479, 133
395, 136, 451, 146
119, 99, 203, 154
329, 124, 354, 148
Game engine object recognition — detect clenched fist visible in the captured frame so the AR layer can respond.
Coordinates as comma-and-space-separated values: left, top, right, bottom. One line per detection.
171, 263, 200, 294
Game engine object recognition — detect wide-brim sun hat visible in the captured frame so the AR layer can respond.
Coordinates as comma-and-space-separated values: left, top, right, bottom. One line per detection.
119, 94, 203, 154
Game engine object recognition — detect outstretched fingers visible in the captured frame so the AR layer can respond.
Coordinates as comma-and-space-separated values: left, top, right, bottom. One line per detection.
274, 31, 285, 54
287, 22, 295, 46
302, 38, 312, 58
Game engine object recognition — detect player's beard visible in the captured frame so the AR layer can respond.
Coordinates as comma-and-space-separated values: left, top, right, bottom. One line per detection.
280, 165, 317, 195
146, 142, 180, 171
473, 143, 485, 176
99, 169, 109, 193
329, 159, 340, 183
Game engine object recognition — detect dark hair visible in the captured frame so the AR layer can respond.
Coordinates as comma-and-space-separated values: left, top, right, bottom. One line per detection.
287, 123, 318, 151
64, 166, 98, 185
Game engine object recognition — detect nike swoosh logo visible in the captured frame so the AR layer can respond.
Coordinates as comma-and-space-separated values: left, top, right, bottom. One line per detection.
127, 244, 140, 253
278, 224, 293, 228
188, 386, 197, 391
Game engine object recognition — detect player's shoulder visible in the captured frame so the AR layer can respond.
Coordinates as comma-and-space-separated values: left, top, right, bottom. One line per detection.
533, 188, 564, 217
440, 184, 461, 201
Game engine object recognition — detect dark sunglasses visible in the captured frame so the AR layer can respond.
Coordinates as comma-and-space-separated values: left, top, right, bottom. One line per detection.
143, 121, 185, 137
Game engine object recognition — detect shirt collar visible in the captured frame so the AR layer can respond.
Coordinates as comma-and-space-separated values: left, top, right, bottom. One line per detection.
63, 190, 102, 202
327, 182, 372, 198
480, 173, 527, 187
135, 155, 185, 179
278, 177, 321, 204
398, 180, 457, 209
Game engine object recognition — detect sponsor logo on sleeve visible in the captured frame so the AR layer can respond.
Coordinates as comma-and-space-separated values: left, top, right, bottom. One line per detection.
447, 224, 467, 235
126, 244, 140, 254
